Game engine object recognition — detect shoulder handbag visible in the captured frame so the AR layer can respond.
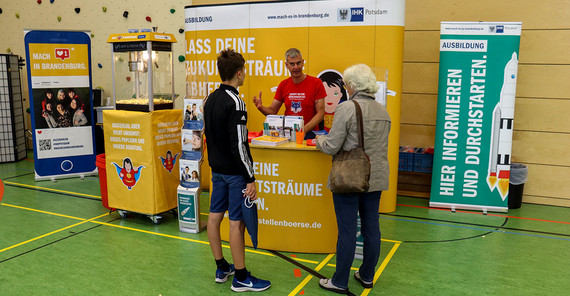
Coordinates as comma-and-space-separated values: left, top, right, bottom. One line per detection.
329, 100, 371, 194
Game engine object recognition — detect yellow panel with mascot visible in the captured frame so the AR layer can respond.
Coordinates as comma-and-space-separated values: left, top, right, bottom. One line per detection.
103, 110, 182, 216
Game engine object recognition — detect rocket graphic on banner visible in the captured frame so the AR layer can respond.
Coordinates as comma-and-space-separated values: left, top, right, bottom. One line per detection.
487, 52, 518, 200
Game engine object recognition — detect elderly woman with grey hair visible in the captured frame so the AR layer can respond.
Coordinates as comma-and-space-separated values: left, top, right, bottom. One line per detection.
315, 64, 391, 294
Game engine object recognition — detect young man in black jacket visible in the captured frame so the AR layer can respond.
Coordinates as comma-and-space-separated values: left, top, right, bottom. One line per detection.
204, 49, 271, 292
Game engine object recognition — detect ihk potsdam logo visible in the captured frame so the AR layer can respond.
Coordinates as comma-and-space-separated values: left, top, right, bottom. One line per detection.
337, 7, 364, 22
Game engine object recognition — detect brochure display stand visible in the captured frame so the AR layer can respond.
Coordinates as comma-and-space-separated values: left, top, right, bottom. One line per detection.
177, 96, 206, 233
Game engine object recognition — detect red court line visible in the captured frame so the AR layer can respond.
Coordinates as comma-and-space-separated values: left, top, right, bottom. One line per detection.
397, 203, 570, 225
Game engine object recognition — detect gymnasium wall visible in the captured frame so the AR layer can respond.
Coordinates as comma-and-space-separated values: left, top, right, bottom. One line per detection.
0, 0, 191, 109
1, 0, 567, 207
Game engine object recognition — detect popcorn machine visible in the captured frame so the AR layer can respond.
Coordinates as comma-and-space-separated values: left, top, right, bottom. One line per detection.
102, 31, 182, 224
107, 31, 177, 111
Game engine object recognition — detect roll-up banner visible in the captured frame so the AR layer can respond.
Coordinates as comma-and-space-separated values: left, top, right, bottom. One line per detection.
430, 22, 522, 212
24, 30, 97, 181
185, 0, 406, 215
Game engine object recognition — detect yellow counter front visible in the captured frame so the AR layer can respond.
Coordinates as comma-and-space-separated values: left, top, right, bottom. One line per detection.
220, 141, 336, 253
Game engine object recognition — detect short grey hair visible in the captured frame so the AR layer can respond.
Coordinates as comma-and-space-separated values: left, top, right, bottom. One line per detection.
343, 64, 379, 94
285, 48, 302, 60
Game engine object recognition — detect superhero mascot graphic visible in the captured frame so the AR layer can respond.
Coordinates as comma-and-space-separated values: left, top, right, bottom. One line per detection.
112, 157, 144, 190
159, 150, 179, 173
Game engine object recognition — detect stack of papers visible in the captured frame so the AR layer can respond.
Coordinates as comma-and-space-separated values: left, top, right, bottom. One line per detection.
251, 135, 289, 146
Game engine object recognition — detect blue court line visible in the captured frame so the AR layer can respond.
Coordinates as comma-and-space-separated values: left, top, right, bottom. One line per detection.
380, 216, 570, 241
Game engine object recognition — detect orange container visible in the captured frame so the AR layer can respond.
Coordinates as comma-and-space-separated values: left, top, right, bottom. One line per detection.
295, 131, 304, 145
95, 154, 113, 210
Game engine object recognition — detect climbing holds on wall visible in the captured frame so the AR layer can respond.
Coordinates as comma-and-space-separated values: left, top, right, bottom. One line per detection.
75, 8, 80, 14
123, 11, 129, 18
146, 16, 152, 22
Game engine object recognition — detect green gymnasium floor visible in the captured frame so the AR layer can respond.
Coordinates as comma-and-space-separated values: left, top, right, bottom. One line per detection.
1, 156, 569, 296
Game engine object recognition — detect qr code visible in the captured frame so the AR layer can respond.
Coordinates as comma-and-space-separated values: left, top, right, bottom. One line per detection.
39, 139, 52, 151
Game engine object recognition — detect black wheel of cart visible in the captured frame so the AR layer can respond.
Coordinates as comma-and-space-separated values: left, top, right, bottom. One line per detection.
149, 215, 162, 225
170, 209, 178, 218
117, 210, 128, 219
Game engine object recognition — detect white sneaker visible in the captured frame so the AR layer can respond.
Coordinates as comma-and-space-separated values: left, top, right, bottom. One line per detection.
354, 271, 373, 288
318, 278, 348, 294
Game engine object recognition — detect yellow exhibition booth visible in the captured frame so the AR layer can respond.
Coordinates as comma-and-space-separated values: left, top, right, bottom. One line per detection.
102, 0, 405, 252
186, 1, 406, 253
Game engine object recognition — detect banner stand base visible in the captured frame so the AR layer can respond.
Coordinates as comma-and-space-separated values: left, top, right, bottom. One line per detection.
429, 202, 508, 213
35, 170, 98, 182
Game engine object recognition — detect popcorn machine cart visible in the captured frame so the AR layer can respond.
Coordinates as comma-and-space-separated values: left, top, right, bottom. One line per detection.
103, 32, 181, 224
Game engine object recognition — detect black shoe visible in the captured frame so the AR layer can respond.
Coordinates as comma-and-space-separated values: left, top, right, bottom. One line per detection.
354, 271, 373, 289
318, 278, 348, 294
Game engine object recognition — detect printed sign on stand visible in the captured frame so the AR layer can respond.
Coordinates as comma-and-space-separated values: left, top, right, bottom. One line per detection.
179, 159, 201, 189
24, 30, 97, 180
430, 22, 522, 212
183, 98, 204, 130
177, 186, 205, 233
181, 129, 203, 160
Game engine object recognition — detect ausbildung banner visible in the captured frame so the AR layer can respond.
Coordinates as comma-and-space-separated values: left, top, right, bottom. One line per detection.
430, 22, 522, 212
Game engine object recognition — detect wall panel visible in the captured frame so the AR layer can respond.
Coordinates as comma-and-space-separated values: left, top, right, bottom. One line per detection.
403, 31, 440, 63
512, 132, 570, 166
406, 0, 570, 30
401, 93, 437, 125
514, 98, 570, 133
402, 63, 439, 94
516, 65, 570, 99
524, 195, 570, 208
523, 164, 570, 201
399, 124, 435, 148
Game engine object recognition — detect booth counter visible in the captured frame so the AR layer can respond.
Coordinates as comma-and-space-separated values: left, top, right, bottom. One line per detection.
217, 138, 398, 253
220, 141, 336, 253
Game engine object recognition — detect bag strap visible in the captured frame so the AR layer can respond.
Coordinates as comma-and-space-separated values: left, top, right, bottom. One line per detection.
353, 100, 364, 148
